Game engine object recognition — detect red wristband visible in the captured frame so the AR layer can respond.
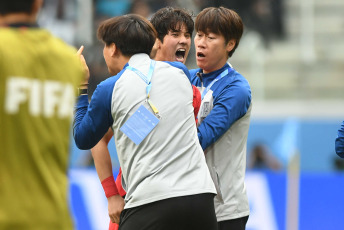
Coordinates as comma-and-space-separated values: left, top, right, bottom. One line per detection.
101, 175, 119, 198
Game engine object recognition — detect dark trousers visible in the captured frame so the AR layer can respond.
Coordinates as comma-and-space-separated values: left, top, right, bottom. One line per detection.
119, 193, 218, 230
218, 216, 249, 230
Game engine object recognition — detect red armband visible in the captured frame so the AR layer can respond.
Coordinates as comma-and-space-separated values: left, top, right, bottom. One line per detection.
101, 175, 119, 198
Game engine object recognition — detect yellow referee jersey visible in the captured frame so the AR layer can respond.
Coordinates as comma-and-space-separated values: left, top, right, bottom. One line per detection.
0, 26, 84, 230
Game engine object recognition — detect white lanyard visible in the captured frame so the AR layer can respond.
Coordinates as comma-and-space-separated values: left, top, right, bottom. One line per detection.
201, 68, 232, 100
126, 60, 160, 117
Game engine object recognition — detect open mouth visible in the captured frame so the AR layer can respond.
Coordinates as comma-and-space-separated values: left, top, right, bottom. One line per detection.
197, 52, 205, 58
175, 48, 186, 62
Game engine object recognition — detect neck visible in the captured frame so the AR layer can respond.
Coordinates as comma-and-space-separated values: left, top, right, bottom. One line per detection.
111, 54, 131, 75
119, 55, 131, 68
0, 13, 36, 26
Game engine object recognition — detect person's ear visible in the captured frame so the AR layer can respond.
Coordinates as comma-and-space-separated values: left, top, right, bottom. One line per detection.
150, 39, 160, 59
110, 43, 117, 57
156, 38, 162, 50
226, 39, 236, 53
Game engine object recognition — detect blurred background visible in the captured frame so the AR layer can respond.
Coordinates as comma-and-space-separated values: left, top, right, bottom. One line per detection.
38, 0, 344, 229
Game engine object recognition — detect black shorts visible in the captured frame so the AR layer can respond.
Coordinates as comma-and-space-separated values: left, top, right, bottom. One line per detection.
119, 193, 218, 230
218, 216, 249, 230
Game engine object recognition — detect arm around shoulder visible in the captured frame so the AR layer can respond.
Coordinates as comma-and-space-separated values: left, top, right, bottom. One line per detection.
197, 79, 251, 150
73, 81, 114, 150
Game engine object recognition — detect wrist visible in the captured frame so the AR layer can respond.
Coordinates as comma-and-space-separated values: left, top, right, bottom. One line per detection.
78, 88, 88, 95
78, 83, 88, 95
101, 175, 119, 198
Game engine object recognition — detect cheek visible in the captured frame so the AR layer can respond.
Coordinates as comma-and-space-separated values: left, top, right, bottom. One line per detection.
210, 45, 221, 56
103, 53, 108, 63
160, 43, 170, 55
103, 49, 108, 61
194, 37, 198, 45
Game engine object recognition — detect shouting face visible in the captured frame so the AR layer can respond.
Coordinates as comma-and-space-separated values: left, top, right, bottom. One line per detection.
153, 23, 191, 64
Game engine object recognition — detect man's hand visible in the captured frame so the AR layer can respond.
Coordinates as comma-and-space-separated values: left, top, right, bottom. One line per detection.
108, 195, 125, 224
76, 45, 90, 84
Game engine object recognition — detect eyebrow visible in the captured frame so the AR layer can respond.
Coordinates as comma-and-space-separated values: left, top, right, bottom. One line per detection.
170, 29, 191, 35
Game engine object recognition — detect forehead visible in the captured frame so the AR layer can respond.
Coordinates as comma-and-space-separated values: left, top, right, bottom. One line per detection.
197, 28, 219, 35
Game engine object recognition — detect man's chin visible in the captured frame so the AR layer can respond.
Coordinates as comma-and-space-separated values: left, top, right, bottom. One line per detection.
175, 56, 186, 63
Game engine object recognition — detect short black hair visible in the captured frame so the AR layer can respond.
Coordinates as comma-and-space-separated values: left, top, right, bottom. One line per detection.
195, 7, 243, 57
97, 14, 157, 57
0, 0, 35, 15
150, 7, 194, 43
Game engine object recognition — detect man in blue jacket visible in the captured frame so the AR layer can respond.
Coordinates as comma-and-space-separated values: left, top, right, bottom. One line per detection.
190, 7, 252, 230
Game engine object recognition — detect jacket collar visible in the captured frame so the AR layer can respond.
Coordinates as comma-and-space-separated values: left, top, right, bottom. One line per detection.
198, 63, 230, 85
